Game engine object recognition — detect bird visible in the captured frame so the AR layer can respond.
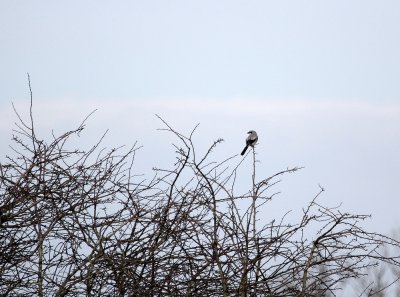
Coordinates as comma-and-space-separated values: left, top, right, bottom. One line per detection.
241, 130, 258, 155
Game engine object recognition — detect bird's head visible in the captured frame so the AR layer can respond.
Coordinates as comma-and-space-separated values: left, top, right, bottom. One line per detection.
248, 130, 255, 134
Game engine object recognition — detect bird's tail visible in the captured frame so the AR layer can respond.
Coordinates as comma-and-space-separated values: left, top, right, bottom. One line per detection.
241, 145, 248, 156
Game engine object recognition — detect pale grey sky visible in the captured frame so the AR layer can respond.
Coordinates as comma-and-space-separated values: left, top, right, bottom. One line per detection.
1, 1, 400, 101
1, 1, 400, 236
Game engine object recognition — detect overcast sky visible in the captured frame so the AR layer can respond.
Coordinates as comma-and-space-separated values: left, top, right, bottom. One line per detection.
1, 1, 400, 237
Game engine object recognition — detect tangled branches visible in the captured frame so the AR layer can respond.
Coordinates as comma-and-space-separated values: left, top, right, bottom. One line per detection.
1, 102, 399, 296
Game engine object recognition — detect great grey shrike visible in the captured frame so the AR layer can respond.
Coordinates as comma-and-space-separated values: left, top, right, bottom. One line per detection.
241, 130, 258, 155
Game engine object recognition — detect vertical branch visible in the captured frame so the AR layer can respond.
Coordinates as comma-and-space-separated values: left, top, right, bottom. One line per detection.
27, 73, 37, 152
251, 148, 260, 296
37, 208, 44, 297
240, 148, 258, 296
36, 146, 44, 297
251, 147, 257, 239
37, 240, 45, 296
25, 79, 44, 296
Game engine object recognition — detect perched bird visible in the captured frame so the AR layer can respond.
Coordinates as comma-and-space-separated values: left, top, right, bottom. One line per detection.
241, 130, 258, 155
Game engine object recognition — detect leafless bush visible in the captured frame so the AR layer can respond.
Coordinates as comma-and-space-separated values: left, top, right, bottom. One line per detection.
1, 83, 400, 296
